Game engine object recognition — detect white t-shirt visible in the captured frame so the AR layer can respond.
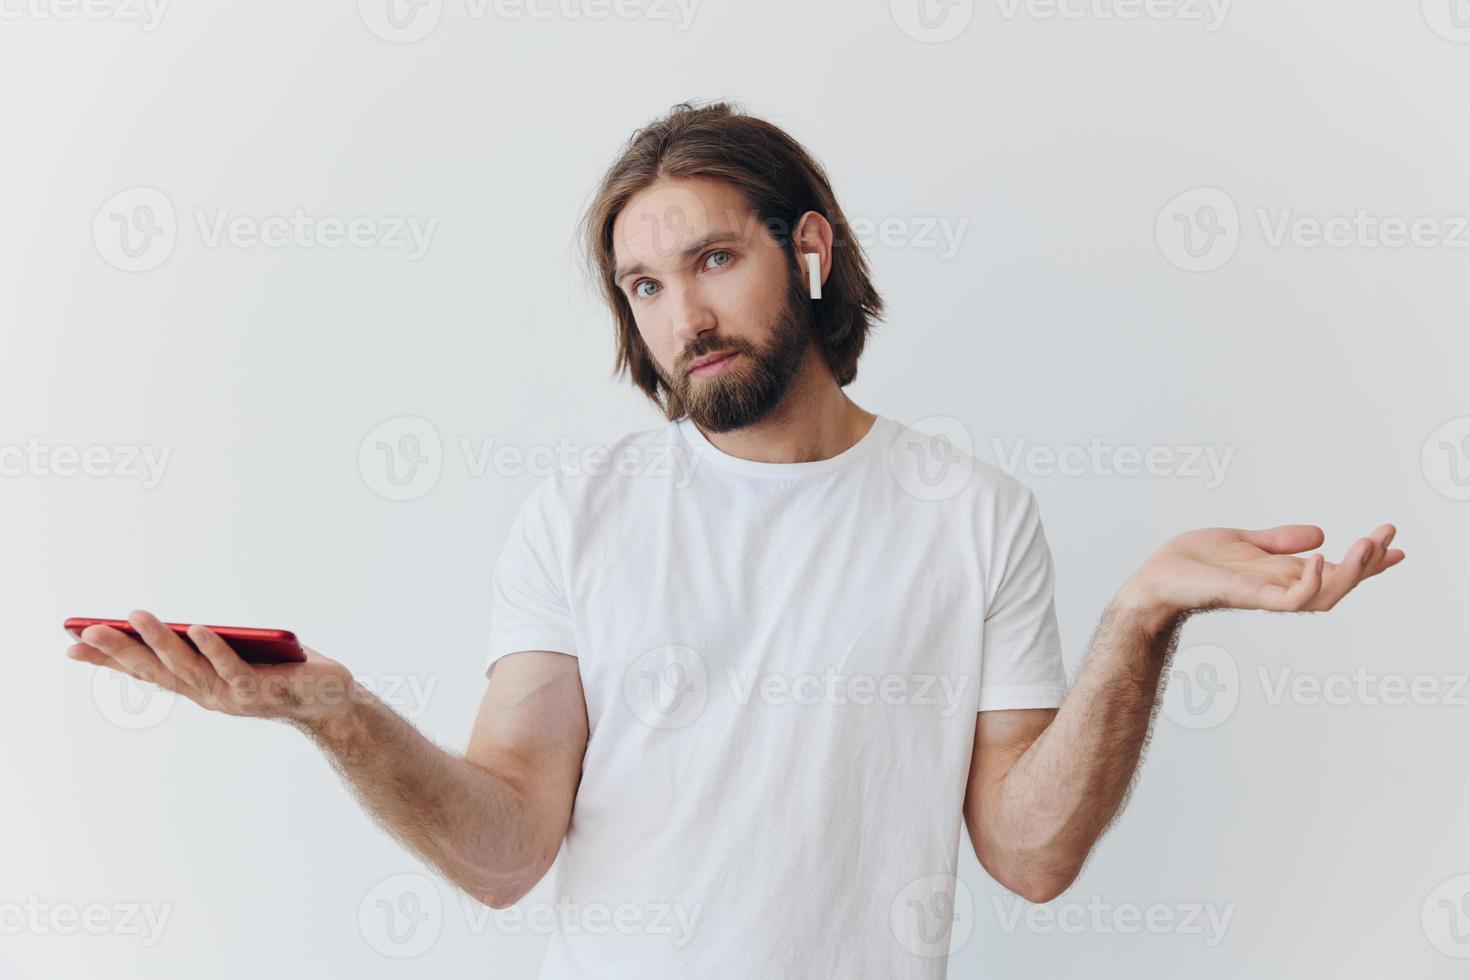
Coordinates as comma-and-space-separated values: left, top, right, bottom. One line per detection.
485, 413, 1070, 979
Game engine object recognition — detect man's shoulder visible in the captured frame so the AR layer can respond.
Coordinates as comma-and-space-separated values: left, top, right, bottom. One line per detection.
882, 415, 1039, 514
526, 418, 687, 509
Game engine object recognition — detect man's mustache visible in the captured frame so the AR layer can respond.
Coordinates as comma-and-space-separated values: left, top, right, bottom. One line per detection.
679, 342, 750, 375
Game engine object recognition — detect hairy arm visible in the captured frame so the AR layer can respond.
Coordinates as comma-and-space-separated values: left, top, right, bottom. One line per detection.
297, 651, 588, 908
68, 611, 587, 910
963, 603, 1181, 903
964, 522, 1403, 903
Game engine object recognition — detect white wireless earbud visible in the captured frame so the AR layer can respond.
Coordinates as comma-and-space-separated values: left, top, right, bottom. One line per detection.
804, 251, 822, 300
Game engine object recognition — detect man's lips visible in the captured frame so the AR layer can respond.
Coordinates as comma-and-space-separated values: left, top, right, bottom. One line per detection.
687, 351, 739, 376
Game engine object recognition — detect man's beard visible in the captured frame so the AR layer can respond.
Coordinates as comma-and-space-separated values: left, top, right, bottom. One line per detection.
663, 264, 813, 434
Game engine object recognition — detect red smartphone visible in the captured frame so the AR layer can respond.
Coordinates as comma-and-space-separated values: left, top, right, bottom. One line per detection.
64, 617, 306, 665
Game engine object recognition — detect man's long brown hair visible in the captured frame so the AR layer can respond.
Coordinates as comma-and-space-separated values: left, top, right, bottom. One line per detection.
578, 100, 886, 422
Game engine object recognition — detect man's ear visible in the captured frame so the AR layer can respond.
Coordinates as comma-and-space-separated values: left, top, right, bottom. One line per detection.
791, 211, 833, 297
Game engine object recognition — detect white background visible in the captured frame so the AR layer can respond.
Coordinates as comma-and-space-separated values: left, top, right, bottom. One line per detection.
3, 0, 1468, 976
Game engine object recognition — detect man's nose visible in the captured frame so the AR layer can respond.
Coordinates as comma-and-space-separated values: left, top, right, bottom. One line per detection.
669, 284, 716, 345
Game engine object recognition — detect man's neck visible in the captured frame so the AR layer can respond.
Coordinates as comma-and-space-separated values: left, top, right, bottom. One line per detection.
690, 352, 877, 465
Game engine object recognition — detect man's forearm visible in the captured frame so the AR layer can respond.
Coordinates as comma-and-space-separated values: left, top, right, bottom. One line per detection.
984, 600, 1187, 899
291, 686, 548, 907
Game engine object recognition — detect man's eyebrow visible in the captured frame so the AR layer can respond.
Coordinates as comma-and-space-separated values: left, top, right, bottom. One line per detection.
612, 231, 744, 287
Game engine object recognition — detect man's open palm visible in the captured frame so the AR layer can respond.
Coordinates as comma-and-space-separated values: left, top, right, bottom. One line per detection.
1128, 523, 1404, 615
67, 610, 355, 723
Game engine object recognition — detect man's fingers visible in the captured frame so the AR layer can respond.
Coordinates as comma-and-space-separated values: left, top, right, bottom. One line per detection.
1369, 548, 1406, 578
1250, 553, 1321, 610
1236, 524, 1326, 555
127, 610, 214, 692
80, 623, 163, 677
67, 642, 112, 667
1277, 552, 1324, 609
1260, 555, 1308, 588
78, 626, 189, 694
1357, 526, 1403, 580
70, 643, 169, 686
1362, 535, 1386, 578
1350, 535, 1378, 572
1329, 525, 1400, 579
1307, 537, 1376, 610
185, 624, 253, 687
1370, 523, 1397, 550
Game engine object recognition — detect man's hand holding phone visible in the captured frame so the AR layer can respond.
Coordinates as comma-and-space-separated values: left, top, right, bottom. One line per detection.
67, 609, 357, 725
67, 608, 582, 909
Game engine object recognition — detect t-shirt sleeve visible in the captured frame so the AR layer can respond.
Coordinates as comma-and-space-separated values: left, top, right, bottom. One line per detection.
977, 480, 1071, 712
485, 479, 578, 677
